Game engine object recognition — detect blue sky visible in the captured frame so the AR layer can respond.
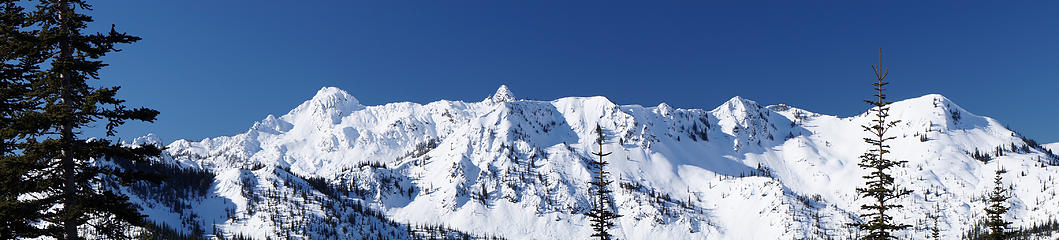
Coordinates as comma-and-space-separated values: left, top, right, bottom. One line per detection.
85, 1, 1058, 143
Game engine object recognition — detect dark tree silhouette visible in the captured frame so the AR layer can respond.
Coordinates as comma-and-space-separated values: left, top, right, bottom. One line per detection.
0, 1, 51, 238
983, 168, 1011, 239
585, 124, 621, 240
1, 0, 160, 238
853, 49, 911, 239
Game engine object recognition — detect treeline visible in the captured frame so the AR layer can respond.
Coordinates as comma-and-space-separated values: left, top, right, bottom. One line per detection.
214, 166, 497, 239
970, 141, 1054, 164
116, 157, 215, 213
962, 219, 1059, 240
138, 221, 203, 240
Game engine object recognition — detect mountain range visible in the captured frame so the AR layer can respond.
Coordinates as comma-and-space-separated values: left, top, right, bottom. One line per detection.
119, 85, 1059, 239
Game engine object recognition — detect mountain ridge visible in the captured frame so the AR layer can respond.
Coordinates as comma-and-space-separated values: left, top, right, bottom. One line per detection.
127, 85, 1059, 239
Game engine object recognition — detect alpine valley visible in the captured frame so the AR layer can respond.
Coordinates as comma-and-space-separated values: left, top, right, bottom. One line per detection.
119, 86, 1059, 239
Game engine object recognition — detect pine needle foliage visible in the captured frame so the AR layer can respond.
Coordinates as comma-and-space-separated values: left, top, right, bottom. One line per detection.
585, 124, 621, 240
853, 49, 912, 239
1, 0, 161, 239
982, 168, 1011, 239
0, 1, 51, 238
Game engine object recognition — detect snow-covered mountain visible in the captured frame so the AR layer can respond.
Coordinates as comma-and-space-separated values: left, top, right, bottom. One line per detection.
124, 85, 1059, 239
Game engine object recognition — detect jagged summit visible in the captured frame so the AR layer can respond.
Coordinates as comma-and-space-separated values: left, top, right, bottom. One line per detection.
487, 85, 517, 103
131, 133, 162, 147
251, 114, 293, 134
711, 96, 761, 114
281, 86, 364, 126
711, 96, 767, 124
655, 102, 673, 117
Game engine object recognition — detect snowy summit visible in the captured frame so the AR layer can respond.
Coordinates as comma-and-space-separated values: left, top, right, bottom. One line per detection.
487, 85, 517, 103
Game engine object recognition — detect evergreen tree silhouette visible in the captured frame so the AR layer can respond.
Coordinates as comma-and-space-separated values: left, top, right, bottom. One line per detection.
1, 0, 160, 238
852, 49, 911, 239
983, 168, 1011, 239
585, 124, 621, 240
0, 1, 51, 238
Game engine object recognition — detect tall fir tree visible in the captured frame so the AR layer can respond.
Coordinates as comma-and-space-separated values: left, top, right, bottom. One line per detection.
983, 168, 1011, 240
1, 0, 161, 239
585, 124, 620, 240
853, 49, 911, 239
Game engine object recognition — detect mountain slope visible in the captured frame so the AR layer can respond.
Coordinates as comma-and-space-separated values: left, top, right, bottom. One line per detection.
1045, 142, 1059, 153
137, 86, 1059, 239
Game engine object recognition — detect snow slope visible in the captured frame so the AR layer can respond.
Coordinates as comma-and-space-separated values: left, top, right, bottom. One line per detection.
1045, 142, 1059, 153
135, 86, 1059, 239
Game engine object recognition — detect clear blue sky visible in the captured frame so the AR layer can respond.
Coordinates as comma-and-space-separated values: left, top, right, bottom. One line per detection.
84, 1, 1058, 143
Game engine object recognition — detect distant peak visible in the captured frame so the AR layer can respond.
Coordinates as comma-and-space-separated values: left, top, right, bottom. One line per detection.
312, 87, 360, 106
713, 96, 761, 113
487, 85, 517, 103
281, 87, 364, 125
656, 102, 673, 116
132, 133, 162, 147
725, 96, 755, 105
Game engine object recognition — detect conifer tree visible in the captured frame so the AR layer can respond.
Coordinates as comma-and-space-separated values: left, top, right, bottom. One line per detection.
585, 124, 620, 240
983, 168, 1011, 239
853, 49, 911, 239
1, 0, 161, 239
1, 1, 43, 238
928, 209, 941, 239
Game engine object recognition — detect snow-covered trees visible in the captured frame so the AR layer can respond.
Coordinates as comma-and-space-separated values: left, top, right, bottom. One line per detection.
853, 49, 911, 239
